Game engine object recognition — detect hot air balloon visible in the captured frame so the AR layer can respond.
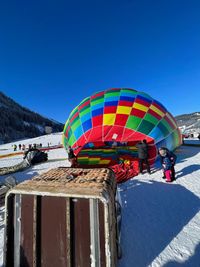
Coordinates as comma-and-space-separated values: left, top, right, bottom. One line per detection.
63, 88, 182, 181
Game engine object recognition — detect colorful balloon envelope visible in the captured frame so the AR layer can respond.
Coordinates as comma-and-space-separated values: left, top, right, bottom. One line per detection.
63, 88, 182, 166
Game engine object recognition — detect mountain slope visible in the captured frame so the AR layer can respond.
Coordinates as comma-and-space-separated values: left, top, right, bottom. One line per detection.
175, 112, 200, 134
0, 92, 64, 144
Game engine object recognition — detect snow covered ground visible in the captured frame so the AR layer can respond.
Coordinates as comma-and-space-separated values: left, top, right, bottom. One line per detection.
0, 134, 200, 267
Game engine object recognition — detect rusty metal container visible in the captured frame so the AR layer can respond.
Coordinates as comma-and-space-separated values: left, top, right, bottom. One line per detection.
4, 167, 118, 267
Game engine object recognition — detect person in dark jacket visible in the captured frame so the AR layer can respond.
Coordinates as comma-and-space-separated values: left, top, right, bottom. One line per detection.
158, 147, 177, 182
136, 139, 151, 174
67, 145, 80, 167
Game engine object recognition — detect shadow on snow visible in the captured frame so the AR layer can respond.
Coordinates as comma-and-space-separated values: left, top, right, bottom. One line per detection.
175, 164, 200, 179
163, 242, 200, 267
117, 179, 200, 267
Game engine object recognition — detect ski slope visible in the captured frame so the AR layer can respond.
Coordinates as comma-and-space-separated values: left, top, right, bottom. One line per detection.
0, 133, 200, 267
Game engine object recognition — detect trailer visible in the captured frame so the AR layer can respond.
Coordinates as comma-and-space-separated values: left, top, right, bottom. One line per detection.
4, 167, 121, 267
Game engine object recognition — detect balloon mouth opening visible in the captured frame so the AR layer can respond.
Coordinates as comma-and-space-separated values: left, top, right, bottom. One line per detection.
69, 140, 155, 167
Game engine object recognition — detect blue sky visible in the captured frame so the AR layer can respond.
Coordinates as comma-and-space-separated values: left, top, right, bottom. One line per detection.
0, 0, 200, 123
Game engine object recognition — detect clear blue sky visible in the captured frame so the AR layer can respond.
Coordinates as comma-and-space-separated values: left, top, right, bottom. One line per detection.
0, 0, 200, 123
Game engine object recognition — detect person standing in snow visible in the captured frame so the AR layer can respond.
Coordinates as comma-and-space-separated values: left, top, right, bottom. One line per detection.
136, 139, 151, 174
158, 147, 177, 182
67, 145, 80, 167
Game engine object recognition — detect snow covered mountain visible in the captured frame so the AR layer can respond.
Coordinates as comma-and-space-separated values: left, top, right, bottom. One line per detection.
1, 90, 199, 144
0, 92, 64, 144
175, 112, 200, 135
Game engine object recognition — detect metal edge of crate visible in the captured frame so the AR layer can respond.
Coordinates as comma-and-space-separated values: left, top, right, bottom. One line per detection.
3, 187, 116, 267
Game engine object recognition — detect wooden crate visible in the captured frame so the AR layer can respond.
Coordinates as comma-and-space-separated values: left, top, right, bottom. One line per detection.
4, 167, 118, 267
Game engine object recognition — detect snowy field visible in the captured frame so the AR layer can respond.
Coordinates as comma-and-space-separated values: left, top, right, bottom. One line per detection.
0, 134, 200, 267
